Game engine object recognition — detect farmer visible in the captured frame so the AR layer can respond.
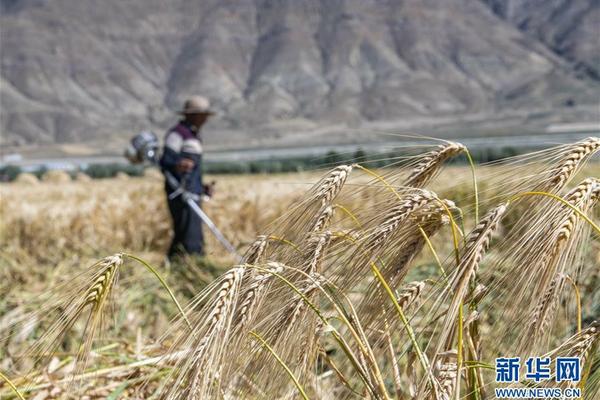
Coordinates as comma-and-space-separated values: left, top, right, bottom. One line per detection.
160, 95, 215, 259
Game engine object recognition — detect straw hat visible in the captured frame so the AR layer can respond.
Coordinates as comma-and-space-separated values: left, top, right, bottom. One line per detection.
178, 95, 215, 115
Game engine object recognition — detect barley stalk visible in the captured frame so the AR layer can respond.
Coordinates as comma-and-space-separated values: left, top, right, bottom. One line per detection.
541, 321, 600, 390
355, 199, 451, 334
24, 254, 124, 380
405, 142, 466, 187
397, 281, 426, 309
304, 231, 332, 275
281, 278, 324, 331
369, 190, 437, 249
439, 204, 506, 352
313, 165, 353, 207
163, 266, 244, 399
525, 273, 566, 350
243, 235, 268, 264
82, 257, 120, 306
309, 205, 334, 233
559, 321, 599, 365
549, 137, 600, 189
436, 359, 458, 400
235, 262, 285, 330
555, 178, 599, 244
528, 178, 599, 335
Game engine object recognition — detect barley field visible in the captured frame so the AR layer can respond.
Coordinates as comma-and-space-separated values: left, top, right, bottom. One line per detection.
1, 138, 599, 399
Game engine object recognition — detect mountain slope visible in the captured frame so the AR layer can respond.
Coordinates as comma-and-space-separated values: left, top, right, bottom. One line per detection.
1, 0, 598, 151
484, 0, 600, 78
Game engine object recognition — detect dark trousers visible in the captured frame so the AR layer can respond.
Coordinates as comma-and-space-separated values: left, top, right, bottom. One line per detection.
167, 195, 204, 259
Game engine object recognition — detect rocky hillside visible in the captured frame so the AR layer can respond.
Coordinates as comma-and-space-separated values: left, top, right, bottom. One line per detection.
485, 0, 599, 78
1, 0, 598, 152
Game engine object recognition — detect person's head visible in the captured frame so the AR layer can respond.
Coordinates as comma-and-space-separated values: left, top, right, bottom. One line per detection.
178, 95, 214, 131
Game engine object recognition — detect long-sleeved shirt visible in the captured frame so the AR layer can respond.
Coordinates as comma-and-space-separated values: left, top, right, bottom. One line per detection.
159, 122, 203, 195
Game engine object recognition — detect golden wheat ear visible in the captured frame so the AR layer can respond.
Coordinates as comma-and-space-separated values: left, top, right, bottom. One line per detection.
523, 179, 596, 346
409, 201, 506, 388
157, 266, 245, 399
10, 254, 123, 388
484, 177, 599, 356
258, 165, 352, 262
420, 350, 458, 400
365, 189, 438, 251
235, 233, 335, 395
548, 137, 600, 189
242, 234, 268, 264
524, 321, 600, 394
355, 200, 452, 336
2, 253, 190, 395
234, 262, 286, 331
312, 165, 353, 207
403, 141, 466, 188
